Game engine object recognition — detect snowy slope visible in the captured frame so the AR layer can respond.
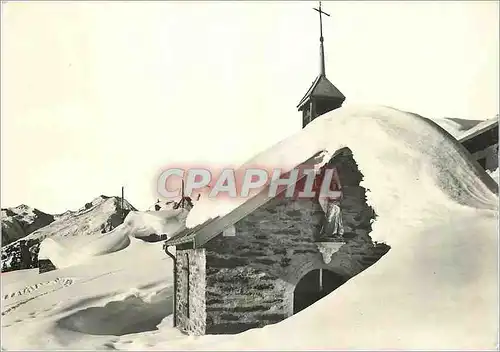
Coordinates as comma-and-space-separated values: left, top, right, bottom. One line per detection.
37, 208, 188, 269
1, 105, 498, 350
1, 205, 55, 246
28, 195, 136, 241
1, 238, 176, 349
20, 196, 136, 243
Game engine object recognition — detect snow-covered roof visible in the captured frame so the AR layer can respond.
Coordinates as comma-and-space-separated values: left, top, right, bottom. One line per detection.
185, 105, 498, 231
429, 117, 483, 139
297, 74, 346, 110
458, 117, 498, 143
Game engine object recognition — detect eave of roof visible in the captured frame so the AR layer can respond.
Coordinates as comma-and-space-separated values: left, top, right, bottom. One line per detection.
297, 76, 321, 109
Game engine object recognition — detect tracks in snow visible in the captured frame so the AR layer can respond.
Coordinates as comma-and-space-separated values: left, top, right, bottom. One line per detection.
1, 271, 121, 317
3, 277, 75, 301
2, 277, 76, 316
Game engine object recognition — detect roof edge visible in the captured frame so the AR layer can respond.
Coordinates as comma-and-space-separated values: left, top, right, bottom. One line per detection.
458, 119, 499, 144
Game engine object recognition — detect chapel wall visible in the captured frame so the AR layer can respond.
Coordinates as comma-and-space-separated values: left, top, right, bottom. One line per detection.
175, 248, 207, 335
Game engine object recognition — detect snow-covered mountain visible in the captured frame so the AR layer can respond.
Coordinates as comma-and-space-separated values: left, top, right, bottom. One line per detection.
27, 195, 137, 242
1, 205, 55, 246
1, 195, 136, 272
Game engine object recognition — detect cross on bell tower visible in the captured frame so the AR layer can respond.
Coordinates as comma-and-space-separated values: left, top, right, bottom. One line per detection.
297, 1, 346, 128
316, 1, 328, 76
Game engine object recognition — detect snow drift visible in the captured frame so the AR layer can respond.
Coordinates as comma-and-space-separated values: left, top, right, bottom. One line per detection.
1, 105, 498, 350
38, 208, 188, 269
124, 209, 188, 241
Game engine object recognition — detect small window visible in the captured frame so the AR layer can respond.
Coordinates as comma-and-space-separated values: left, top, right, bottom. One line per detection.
223, 225, 236, 237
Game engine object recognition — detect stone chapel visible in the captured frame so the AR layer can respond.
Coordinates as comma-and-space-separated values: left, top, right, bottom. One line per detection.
162, 2, 390, 335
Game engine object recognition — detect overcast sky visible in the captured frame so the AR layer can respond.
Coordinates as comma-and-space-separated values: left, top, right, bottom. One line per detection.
1, 1, 498, 213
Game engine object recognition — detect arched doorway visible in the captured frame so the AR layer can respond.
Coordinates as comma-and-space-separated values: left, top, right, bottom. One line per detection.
293, 269, 347, 314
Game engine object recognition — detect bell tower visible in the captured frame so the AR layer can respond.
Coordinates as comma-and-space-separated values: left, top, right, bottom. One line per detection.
297, 1, 345, 128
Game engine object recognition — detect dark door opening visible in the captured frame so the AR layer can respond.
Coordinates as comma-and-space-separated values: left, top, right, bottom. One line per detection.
293, 269, 346, 314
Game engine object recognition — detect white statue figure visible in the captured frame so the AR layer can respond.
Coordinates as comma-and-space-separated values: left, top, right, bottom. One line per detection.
318, 194, 344, 239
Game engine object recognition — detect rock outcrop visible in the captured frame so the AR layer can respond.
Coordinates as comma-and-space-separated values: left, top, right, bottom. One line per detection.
1, 205, 55, 246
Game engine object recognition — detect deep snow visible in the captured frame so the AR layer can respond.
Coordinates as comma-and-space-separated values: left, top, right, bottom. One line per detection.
37, 208, 188, 269
1, 105, 498, 350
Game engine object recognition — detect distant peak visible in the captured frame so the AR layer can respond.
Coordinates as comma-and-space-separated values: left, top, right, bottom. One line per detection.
94, 195, 110, 201
89, 195, 111, 205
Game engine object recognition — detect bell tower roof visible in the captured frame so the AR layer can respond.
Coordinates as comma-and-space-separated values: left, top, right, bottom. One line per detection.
297, 75, 345, 110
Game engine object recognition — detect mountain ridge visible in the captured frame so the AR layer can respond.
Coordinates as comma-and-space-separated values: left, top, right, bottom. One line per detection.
1, 195, 137, 272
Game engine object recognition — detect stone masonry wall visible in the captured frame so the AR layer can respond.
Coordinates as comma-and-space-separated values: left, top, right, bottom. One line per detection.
175, 248, 207, 335
204, 196, 324, 334
203, 149, 390, 335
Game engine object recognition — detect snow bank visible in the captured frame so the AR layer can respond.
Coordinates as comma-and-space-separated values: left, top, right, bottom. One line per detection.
124, 209, 187, 239
2, 234, 175, 350
38, 227, 131, 268
38, 209, 187, 269
187, 104, 498, 232
193, 208, 498, 350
